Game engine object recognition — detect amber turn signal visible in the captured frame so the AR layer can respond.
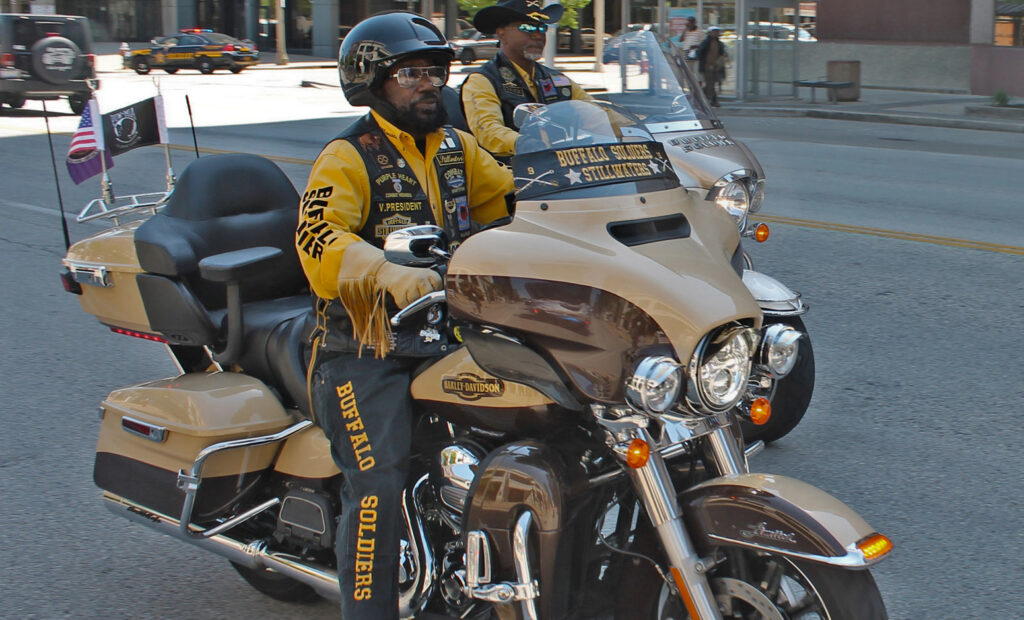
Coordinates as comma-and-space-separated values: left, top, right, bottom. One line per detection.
750, 397, 771, 425
755, 223, 770, 243
625, 438, 650, 468
856, 533, 893, 560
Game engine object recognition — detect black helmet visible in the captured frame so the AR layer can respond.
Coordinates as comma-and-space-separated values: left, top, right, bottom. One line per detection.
339, 12, 454, 106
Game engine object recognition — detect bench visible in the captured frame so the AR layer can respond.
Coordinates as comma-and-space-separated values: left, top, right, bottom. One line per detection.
793, 80, 855, 104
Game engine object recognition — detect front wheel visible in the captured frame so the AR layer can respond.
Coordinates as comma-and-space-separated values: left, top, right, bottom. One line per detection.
459, 48, 476, 64
742, 315, 815, 444
133, 57, 150, 74
197, 58, 215, 74
620, 546, 886, 619
68, 94, 88, 115
231, 562, 321, 603
163, 67, 179, 74
230, 65, 244, 74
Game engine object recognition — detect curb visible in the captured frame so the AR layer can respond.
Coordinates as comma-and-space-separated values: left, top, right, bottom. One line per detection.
717, 106, 1024, 133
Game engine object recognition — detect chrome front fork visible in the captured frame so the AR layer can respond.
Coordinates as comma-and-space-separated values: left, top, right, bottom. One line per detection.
596, 405, 753, 620
625, 426, 723, 620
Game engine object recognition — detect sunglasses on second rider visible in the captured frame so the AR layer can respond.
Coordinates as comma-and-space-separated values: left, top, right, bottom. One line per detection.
517, 23, 548, 34
390, 65, 450, 88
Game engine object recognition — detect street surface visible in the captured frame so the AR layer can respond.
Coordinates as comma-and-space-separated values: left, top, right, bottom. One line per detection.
1, 65, 1022, 619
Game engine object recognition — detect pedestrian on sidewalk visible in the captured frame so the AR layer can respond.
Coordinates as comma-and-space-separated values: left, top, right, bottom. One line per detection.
696, 26, 727, 106
676, 16, 701, 75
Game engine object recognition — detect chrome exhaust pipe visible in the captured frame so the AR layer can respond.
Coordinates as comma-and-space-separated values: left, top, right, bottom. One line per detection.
103, 493, 342, 599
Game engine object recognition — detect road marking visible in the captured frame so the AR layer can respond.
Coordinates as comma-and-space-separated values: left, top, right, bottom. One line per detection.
758, 214, 1024, 256
166, 143, 315, 165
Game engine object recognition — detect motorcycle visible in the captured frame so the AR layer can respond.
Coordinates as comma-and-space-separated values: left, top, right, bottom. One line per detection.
588, 30, 813, 443
60, 98, 890, 619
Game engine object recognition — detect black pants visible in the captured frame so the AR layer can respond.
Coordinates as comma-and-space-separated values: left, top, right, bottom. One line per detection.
310, 350, 416, 620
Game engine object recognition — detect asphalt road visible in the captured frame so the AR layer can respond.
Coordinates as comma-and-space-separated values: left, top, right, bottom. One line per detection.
1, 67, 1022, 619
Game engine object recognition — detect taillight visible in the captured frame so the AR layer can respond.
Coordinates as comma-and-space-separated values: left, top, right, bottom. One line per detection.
1, 53, 14, 68
223, 44, 235, 52
84, 53, 95, 68
109, 326, 169, 343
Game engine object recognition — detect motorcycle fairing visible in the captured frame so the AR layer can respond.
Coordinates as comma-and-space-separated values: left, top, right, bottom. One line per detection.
659, 128, 766, 191
273, 424, 342, 479
94, 372, 295, 519
447, 189, 761, 403
463, 440, 591, 620
680, 473, 884, 568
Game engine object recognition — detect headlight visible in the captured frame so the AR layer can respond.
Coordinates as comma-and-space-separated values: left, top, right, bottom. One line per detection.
759, 323, 801, 378
625, 356, 683, 415
750, 178, 765, 213
686, 327, 758, 413
713, 180, 750, 220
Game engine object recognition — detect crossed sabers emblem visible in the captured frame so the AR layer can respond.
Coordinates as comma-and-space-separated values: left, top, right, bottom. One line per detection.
525, 0, 543, 7
515, 170, 558, 192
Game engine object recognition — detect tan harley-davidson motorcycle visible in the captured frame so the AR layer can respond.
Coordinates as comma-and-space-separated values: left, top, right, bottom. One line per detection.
61, 98, 890, 619
593, 29, 813, 444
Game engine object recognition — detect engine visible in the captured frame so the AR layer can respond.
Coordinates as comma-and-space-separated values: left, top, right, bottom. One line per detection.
432, 441, 486, 533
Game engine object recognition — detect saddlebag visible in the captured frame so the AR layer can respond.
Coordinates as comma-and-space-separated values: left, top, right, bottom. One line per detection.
93, 372, 295, 520
63, 221, 153, 334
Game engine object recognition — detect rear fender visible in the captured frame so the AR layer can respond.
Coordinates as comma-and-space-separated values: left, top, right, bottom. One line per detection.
680, 473, 887, 568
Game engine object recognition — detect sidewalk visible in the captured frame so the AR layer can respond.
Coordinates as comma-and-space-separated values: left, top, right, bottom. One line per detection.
92, 44, 1024, 134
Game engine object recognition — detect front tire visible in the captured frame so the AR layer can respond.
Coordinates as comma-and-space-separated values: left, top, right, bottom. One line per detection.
230, 65, 244, 73
742, 315, 815, 444
68, 94, 88, 115
619, 545, 886, 619
197, 58, 215, 74
133, 57, 150, 75
163, 67, 179, 74
459, 48, 476, 64
231, 562, 321, 603
5, 96, 26, 109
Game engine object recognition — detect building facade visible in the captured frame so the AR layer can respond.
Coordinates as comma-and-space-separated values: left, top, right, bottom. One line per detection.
5, 0, 1021, 96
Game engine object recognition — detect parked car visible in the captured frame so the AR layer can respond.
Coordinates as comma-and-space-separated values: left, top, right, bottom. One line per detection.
448, 28, 499, 65
0, 13, 97, 114
557, 27, 610, 50
125, 29, 259, 75
601, 24, 659, 63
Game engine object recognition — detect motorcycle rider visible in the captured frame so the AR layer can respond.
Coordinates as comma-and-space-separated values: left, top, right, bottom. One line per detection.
460, 0, 593, 159
294, 12, 512, 619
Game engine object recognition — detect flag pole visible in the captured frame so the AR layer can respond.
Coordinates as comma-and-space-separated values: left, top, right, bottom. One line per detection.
41, 99, 72, 251
185, 94, 200, 158
153, 80, 176, 193
99, 143, 115, 205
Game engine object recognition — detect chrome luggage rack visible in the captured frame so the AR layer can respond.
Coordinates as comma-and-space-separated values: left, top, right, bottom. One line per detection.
76, 190, 172, 224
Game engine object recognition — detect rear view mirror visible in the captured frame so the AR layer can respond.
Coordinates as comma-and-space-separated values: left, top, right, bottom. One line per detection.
384, 225, 450, 266
512, 102, 546, 129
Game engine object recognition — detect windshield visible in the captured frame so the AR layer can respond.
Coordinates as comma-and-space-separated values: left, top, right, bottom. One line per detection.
594, 30, 719, 132
513, 99, 680, 201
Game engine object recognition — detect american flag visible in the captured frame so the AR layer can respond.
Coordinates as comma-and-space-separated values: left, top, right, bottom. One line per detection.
66, 98, 113, 185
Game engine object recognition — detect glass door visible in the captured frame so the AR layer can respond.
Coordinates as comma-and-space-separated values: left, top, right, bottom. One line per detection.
742, 0, 799, 99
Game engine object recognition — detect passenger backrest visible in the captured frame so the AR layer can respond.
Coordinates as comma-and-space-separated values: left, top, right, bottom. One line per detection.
134, 153, 305, 312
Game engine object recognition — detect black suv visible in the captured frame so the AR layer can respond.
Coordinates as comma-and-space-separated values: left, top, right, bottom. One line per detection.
0, 13, 98, 114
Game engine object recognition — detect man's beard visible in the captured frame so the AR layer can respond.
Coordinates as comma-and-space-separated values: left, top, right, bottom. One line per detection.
384, 94, 449, 135
524, 49, 543, 61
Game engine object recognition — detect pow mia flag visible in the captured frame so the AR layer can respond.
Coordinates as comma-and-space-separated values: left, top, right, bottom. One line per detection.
101, 95, 168, 157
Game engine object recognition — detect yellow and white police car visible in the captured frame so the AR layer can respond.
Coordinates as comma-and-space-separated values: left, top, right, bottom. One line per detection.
125, 29, 259, 75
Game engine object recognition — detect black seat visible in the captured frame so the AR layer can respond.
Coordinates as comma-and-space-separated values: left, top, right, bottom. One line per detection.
133, 153, 314, 416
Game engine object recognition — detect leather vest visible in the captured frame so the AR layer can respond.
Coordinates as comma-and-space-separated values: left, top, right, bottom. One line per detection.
468, 53, 575, 129
337, 114, 472, 249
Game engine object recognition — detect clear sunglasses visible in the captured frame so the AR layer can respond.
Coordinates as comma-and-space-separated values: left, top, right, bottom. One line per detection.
517, 23, 549, 34
390, 65, 449, 88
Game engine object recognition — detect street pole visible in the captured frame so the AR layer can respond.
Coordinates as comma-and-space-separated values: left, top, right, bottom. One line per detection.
593, 0, 604, 72
275, 0, 289, 65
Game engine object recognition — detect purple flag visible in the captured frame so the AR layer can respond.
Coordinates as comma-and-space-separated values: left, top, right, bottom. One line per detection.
66, 98, 114, 185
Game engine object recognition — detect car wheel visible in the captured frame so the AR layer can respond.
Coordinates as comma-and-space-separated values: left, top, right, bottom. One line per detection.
229, 66, 243, 74
163, 67, 179, 74
69, 95, 88, 115
459, 48, 476, 65
5, 96, 26, 109
31, 36, 84, 84
133, 57, 151, 75
197, 58, 215, 74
